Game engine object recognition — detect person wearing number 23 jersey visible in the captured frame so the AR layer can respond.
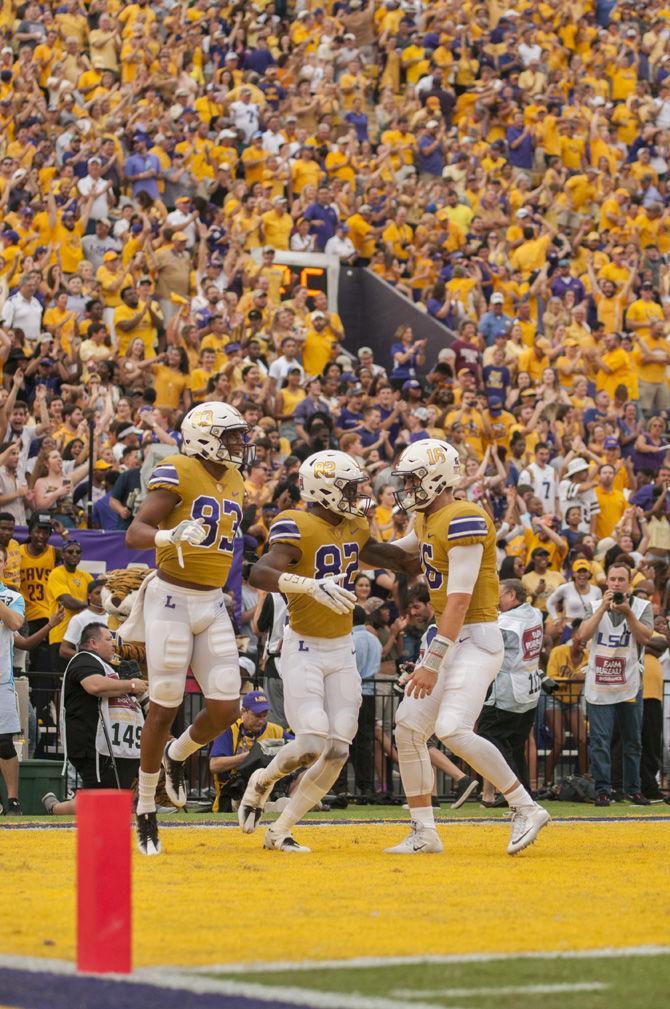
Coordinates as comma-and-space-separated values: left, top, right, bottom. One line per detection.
238, 449, 414, 853
125, 401, 252, 856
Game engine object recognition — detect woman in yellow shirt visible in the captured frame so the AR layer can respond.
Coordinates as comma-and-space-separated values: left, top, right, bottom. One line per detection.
152, 346, 192, 411
275, 368, 306, 441
371, 484, 397, 542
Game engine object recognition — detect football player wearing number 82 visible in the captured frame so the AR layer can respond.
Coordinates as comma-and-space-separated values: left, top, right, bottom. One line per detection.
384, 438, 550, 857
237, 449, 417, 853
125, 402, 252, 856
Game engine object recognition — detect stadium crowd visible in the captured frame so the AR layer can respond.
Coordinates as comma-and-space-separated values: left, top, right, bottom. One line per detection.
0, 0, 669, 812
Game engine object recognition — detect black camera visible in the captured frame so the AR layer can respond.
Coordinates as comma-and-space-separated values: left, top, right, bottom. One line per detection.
612, 592, 625, 605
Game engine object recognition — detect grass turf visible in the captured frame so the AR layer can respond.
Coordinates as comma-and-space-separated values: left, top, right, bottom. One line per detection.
207, 953, 670, 1009
5, 798, 669, 824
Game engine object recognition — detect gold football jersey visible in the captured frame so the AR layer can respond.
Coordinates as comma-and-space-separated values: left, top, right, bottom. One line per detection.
147, 454, 244, 588
269, 509, 370, 638
414, 500, 498, 623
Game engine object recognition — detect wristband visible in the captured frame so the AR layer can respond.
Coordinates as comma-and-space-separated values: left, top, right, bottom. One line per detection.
154, 529, 173, 548
278, 572, 311, 595
422, 633, 453, 674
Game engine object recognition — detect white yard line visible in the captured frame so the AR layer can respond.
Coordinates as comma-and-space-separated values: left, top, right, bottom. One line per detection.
392, 982, 608, 998
182, 944, 670, 974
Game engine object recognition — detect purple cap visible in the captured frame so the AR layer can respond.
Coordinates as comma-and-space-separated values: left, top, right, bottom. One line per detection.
242, 690, 270, 714
402, 379, 421, 391
604, 437, 619, 449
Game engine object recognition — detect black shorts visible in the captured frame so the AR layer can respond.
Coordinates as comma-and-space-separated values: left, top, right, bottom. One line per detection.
477, 705, 536, 747
70, 753, 139, 790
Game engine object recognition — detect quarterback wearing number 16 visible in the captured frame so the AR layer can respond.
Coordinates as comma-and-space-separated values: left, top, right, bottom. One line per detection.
239, 450, 414, 853
125, 402, 252, 856
385, 439, 550, 857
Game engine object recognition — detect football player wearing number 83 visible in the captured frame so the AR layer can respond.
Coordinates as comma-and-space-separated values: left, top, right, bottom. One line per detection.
384, 438, 550, 857
238, 449, 417, 853
125, 402, 253, 856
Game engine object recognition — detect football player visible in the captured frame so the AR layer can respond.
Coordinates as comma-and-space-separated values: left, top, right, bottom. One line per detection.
238, 449, 413, 852
385, 439, 550, 856
125, 402, 252, 855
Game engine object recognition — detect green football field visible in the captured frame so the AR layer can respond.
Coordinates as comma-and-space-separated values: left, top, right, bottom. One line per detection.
205, 950, 670, 1009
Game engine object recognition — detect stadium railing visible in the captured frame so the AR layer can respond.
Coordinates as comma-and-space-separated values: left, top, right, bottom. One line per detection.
19, 673, 670, 807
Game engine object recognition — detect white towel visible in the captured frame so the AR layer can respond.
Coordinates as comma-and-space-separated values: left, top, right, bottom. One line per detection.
116, 570, 157, 644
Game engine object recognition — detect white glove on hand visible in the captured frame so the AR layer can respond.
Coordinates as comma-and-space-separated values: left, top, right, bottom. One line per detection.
277, 572, 357, 615
155, 519, 207, 568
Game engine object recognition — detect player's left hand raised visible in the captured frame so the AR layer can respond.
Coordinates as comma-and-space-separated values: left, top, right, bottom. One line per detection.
405, 664, 438, 699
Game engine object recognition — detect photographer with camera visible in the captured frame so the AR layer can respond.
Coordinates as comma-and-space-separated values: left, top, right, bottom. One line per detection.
478, 580, 555, 806
574, 563, 654, 807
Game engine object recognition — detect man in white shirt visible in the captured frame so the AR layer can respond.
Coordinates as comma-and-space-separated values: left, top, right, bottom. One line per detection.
1, 275, 43, 341
229, 90, 260, 142
518, 443, 558, 514
324, 222, 357, 262
59, 580, 109, 662
518, 29, 543, 67
165, 196, 197, 249
262, 114, 284, 155
0, 443, 29, 525
268, 337, 305, 390
558, 457, 600, 533
77, 158, 114, 222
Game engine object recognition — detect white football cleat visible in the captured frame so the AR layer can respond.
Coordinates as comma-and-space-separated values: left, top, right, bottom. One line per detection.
384, 822, 443, 854
507, 803, 550, 855
263, 827, 311, 853
238, 768, 274, 833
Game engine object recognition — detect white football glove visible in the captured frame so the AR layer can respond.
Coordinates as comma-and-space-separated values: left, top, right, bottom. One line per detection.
155, 519, 207, 567
277, 572, 357, 615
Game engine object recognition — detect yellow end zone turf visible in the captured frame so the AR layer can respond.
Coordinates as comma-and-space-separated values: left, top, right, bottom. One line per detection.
4, 822, 670, 968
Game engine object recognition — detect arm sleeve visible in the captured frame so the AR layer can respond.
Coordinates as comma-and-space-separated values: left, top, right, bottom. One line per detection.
67, 653, 103, 686
267, 514, 301, 545
391, 529, 419, 554
146, 461, 181, 493
446, 544, 484, 594
63, 613, 82, 645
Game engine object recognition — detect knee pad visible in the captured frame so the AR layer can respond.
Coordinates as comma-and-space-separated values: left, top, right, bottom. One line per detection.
201, 664, 241, 701
295, 733, 328, 767
330, 708, 359, 745
324, 739, 350, 767
150, 677, 185, 708
436, 710, 468, 744
295, 700, 330, 738
0, 734, 15, 759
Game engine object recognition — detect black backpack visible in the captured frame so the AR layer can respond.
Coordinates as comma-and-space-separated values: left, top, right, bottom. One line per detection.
553, 774, 596, 803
